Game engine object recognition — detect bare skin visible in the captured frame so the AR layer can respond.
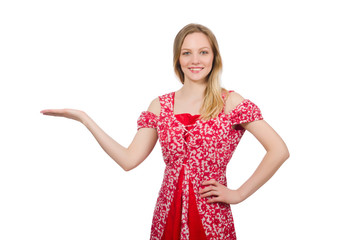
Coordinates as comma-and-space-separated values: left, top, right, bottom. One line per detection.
41, 32, 289, 205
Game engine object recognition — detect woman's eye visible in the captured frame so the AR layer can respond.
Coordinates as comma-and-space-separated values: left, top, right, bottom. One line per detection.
201, 51, 208, 55
182, 52, 191, 55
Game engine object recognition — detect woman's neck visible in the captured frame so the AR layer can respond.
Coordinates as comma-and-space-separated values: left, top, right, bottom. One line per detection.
178, 79, 207, 100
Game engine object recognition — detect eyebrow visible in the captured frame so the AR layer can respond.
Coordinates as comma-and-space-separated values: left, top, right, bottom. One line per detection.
181, 47, 211, 51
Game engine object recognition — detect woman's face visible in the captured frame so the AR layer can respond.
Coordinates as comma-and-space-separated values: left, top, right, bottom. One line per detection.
179, 32, 214, 84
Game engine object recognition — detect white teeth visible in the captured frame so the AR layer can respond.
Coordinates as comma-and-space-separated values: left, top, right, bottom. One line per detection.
190, 68, 203, 70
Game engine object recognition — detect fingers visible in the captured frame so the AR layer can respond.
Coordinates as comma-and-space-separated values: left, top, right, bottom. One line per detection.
40, 109, 84, 122
200, 191, 218, 200
199, 189, 223, 204
199, 186, 218, 197
40, 109, 65, 116
199, 179, 240, 204
199, 179, 221, 202
199, 185, 216, 194
201, 179, 218, 186
206, 197, 221, 204
199, 179, 220, 196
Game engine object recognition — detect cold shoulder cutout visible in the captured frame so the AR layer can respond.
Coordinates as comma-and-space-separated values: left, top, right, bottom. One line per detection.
137, 111, 159, 130
228, 99, 263, 126
223, 90, 245, 114
147, 97, 161, 116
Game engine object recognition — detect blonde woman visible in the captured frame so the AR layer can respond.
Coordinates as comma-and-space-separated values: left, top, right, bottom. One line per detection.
41, 23, 289, 239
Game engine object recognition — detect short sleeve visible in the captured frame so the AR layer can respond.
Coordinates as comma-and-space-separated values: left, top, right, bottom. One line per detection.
228, 99, 263, 126
137, 111, 159, 130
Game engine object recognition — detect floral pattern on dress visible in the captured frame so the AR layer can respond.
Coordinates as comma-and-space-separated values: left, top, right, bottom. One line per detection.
137, 91, 263, 240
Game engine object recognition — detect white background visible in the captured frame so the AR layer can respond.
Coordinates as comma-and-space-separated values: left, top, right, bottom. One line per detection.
1, 0, 361, 239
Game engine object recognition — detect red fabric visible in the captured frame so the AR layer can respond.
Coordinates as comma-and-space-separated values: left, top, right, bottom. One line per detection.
161, 167, 185, 240
175, 113, 200, 126
161, 114, 207, 240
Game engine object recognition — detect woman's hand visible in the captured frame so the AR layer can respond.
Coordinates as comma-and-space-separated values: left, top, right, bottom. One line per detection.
199, 179, 242, 205
40, 109, 87, 123
40, 104, 159, 172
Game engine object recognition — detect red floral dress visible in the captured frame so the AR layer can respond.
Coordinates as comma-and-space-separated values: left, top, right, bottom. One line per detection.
137, 91, 263, 240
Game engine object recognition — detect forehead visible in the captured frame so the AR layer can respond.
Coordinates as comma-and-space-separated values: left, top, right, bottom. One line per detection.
181, 32, 211, 49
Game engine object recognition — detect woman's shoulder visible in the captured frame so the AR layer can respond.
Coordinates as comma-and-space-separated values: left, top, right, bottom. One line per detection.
147, 97, 161, 116
146, 91, 174, 116
223, 90, 246, 114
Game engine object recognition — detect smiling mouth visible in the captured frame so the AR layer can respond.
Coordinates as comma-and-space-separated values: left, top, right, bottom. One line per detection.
189, 67, 204, 73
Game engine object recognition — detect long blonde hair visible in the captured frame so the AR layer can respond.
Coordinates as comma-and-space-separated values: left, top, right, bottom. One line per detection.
173, 23, 226, 120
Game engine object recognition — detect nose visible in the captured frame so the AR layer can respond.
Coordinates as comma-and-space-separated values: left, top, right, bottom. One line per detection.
191, 54, 200, 64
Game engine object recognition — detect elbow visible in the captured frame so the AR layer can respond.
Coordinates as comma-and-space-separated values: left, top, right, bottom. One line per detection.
113, 158, 134, 172
122, 165, 133, 172
268, 146, 290, 164
281, 147, 290, 162
118, 156, 140, 172
120, 162, 136, 172
284, 150, 290, 162
113, 150, 137, 172
277, 141, 290, 163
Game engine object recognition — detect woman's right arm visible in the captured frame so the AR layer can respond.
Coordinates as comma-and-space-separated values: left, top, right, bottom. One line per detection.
40, 98, 160, 171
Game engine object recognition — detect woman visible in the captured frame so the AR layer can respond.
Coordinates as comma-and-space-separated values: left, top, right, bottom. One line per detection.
41, 23, 289, 239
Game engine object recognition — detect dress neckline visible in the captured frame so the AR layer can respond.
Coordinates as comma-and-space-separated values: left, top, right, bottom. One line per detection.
172, 92, 202, 116
170, 91, 231, 124
171, 92, 202, 126
171, 90, 230, 116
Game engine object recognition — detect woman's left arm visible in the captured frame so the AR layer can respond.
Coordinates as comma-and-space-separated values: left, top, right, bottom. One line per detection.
200, 120, 290, 204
